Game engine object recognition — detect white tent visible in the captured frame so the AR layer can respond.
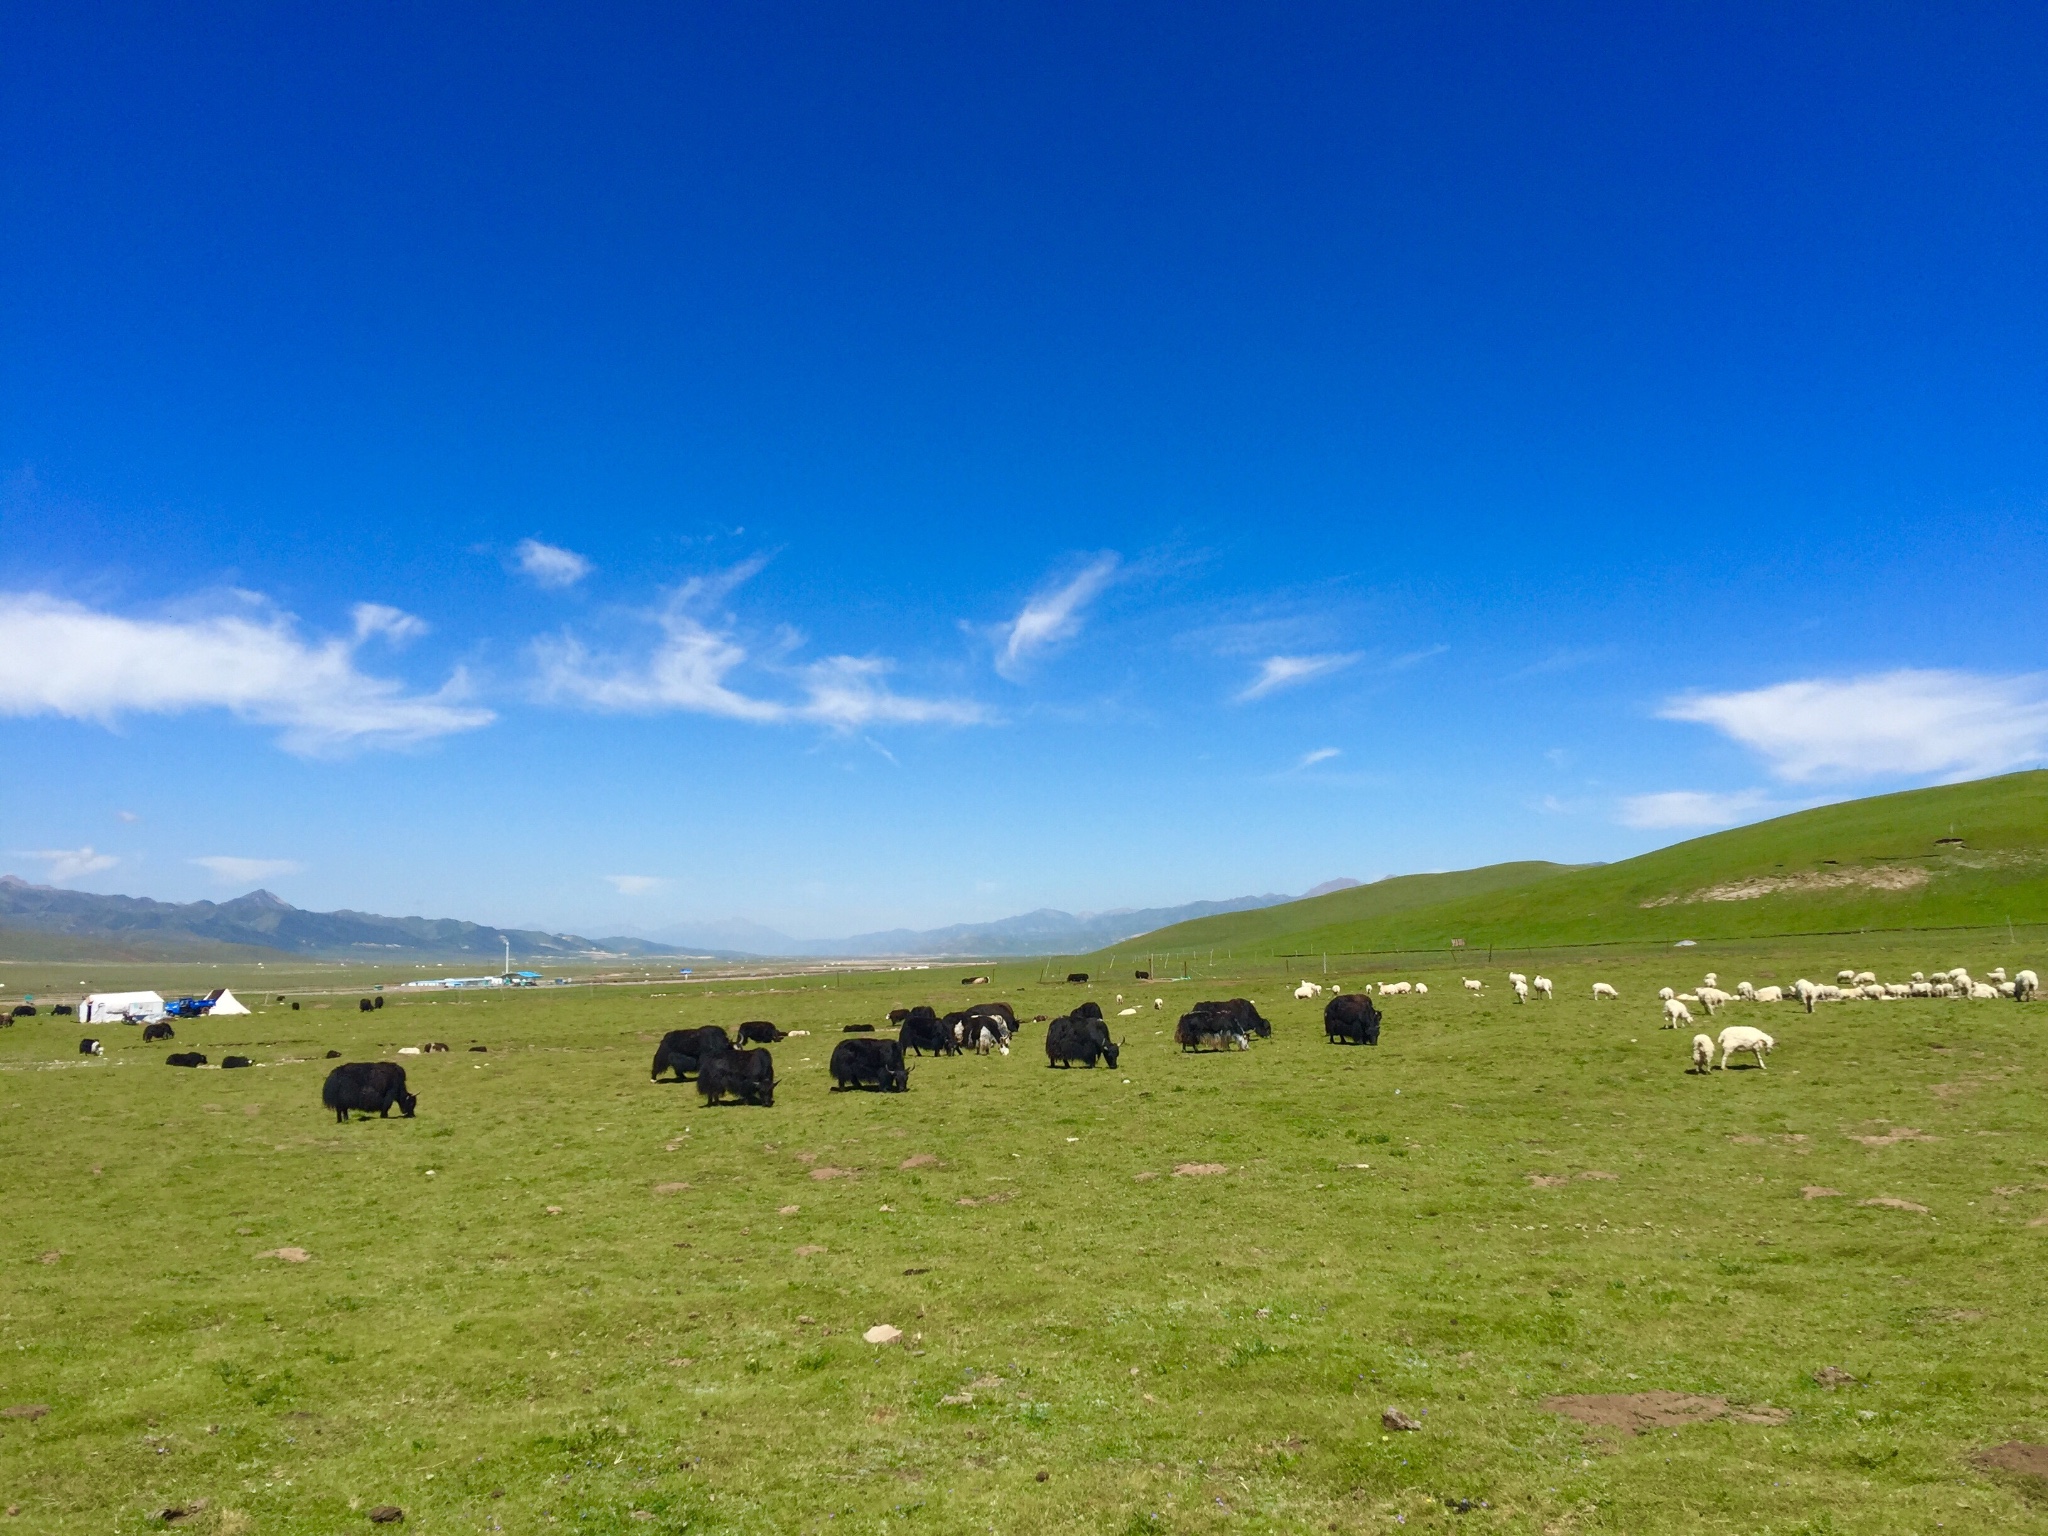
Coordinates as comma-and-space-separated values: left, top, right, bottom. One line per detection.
205, 988, 251, 1016
79, 991, 165, 1025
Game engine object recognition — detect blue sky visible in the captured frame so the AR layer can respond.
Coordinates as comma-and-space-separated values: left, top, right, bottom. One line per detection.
4, 3, 2046, 938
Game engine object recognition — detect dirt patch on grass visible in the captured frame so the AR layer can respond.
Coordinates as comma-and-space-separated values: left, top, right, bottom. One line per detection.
0, 1404, 49, 1420
1640, 867, 1930, 907
1860, 1196, 1930, 1213
1978, 1443, 2048, 1478
1544, 1393, 1787, 1433
808, 1166, 858, 1181
1853, 1127, 1936, 1147
794, 1245, 826, 1257
1578, 1171, 1619, 1181
1526, 1174, 1570, 1187
955, 1192, 1015, 1207
899, 1154, 941, 1169
652, 1182, 691, 1195
1174, 1163, 1228, 1177
1802, 1186, 1846, 1199
259, 1247, 311, 1263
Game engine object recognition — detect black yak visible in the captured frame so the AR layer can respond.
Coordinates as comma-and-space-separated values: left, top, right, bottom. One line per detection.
222, 1055, 253, 1068
165, 1052, 207, 1067
898, 1009, 957, 1057
142, 1022, 175, 1042
736, 1020, 787, 1044
79, 1037, 102, 1055
1065, 972, 1089, 984
830, 1036, 909, 1092
1045, 1013, 1119, 1069
699, 1046, 775, 1106
1323, 993, 1382, 1046
322, 1062, 416, 1121
650, 1026, 731, 1081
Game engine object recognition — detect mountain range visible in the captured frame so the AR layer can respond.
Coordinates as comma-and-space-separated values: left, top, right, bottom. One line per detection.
0, 875, 1361, 962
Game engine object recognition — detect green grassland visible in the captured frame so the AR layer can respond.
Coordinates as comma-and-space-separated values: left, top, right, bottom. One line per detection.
1108, 773, 2048, 966
4, 937, 2048, 1535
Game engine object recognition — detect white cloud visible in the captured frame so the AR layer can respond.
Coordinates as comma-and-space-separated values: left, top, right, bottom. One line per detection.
17, 846, 119, 882
1661, 669, 2048, 783
535, 570, 986, 731
604, 874, 668, 895
1236, 652, 1362, 702
351, 603, 429, 646
1298, 747, 1342, 769
516, 538, 593, 589
0, 593, 494, 754
1617, 789, 1775, 830
115, 810, 140, 823
996, 555, 1120, 678
191, 856, 303, 884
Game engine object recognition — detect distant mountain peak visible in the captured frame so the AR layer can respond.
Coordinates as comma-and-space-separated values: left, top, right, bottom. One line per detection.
1300, 878, 1361, 899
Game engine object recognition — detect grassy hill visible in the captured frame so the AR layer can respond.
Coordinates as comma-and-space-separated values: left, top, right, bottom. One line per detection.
1098, 770, 2048, 962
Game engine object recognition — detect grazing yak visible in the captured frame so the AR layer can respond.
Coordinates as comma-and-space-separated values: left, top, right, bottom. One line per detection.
842, 1023, 876, 1033
1323, 992, 1382, 1046
358, 998, 375, 1012
887, 1008, 912, 1023
142, 1022, 175, 1042
898, 1007, 958, 1057
650, 1026, 732, 1081
960, 975, 990, 985
322, 1061, 417, 1121
222, 1055, 253, 1069
1065, 972, 1089, 984
1045, 1012, 1120, 1068
165, 1052, 207, 1067
699, 1046, 775, 1106
1176, 998, 1271, 1048
830, 1036, 909, 1092
79, 1037, 103, 1055
737, 1020, 788, 1044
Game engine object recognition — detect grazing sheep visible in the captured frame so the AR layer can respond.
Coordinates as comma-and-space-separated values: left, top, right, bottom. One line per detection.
1717, 1026, 1774, 1070
1532, 976, 1554, 1001
1463, 978, 1484, 993
1378, 981, 1412, 996
1969, 982, 2001, 1000
1853, 970, 1877, 986
1293, 981, 1324, 1000
1513, 979, 1530, 1004
2016, 970, 2038, 1001
1507, 972, 1528, 987
1414, 982, 1429, 995
1691, 1033, 1713, 1074
1910, 981, 1934, 997
1884, 983, 1911, 999
1697, 986, 1734, 1015
1752, 986, 1785, 1003
1989, 967, 2008, 983
1910, 971, 1926, 983
1658, 986, 1676, 1002
1998, 981, 2018, 998
1703, 972, 1719, 987
1592, 982, 1618, 1001
1662, 997, 1693, 1029
1794, 980, 1820, 1011
1932, 982, 1957, 998
1735, 981, 1755, 999
1836, 970, 1857, 983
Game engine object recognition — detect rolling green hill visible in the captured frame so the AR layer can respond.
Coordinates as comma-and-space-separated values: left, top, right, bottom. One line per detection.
1097, 770, 2048, 961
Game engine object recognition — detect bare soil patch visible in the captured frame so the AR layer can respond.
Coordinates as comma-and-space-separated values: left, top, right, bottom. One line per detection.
808, 1166, 858, 1181
1174, 1163, 1228, 1177
899, 1154, 941, 1169
1853, 1127, 1936, 1147
1978, 1443, 2048, 1478
1860, 1196, 1930, 1213
1543, 1392, 1786, 1433
1802, 1186, 1846, 1199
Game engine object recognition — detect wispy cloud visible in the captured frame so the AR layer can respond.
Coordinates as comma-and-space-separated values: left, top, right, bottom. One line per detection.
1616, 789, 1776, 830
191, 855, 303, 884
535, 564, 987, 731
17, 846, 119, 882
115, 810, 140, 823
1661, 669, 2048, 783
350, 603, 429, 646
996, 555, 1120, 678
604, 874, 668, 895
1510, 645, 1615, 679
516, 538, 593, 589
1298, 746, 1342, 769
1236, 652, 1362, 702
0, 593, 494, 754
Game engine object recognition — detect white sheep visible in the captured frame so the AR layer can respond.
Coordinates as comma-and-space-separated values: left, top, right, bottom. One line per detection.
1117, 1007, 1140, 1016
1677, 992, 1700, 1005
1989, 967, 2008, 983
1752, 986, 1785, 1003
1717, 1025, 1774, 1070
1513, 979, 1530, 1004
1969, 982, 2001, 1000
1735, 980, 1755, 1000
1884, 983, 1911, 999
1910, 981, 1934, 997
1293, 981, 1323, 1000
1691, 1033, 1714, 1074
1592, 982, 1618, 1001
1853, 970, 1877, 986
1998, 981, 2018, 998
1795, 978, 1820, 1011
1532, 975, 1554, 1000
1697, 986, 1734, 1014
1658, 986, 1676, 1002
1662, 997, 1693, 1029
1378, 981, 1412, 996
1153, 998, 1164, 1010
1507, 972, 1528, 987
1463, 978, 1484, 993
1910, 971, 1925, 983
2017, 970, 2038, 1001
1932, 982, 1957, 998
1703, 972, 1719, 987
1836, 969, 1857, 984
1414, 982, 1429, 995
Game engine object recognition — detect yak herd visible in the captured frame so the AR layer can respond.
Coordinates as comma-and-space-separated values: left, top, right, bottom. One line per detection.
632, 988, 1386, 1112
